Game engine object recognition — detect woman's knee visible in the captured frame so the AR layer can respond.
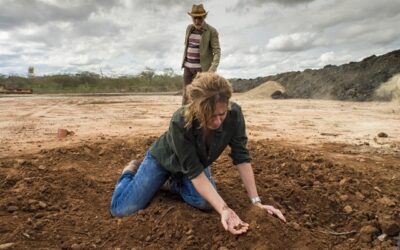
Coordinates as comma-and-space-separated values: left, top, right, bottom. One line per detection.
110, 201, 143, 217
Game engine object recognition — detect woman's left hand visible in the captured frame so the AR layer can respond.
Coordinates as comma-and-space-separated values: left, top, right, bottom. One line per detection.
254, 203, 287, 222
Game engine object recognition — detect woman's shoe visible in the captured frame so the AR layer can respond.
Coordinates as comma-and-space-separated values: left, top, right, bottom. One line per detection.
122, 160, 141, 174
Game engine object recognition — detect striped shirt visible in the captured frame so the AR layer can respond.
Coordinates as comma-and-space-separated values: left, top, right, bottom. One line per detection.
184, 28, 203, 69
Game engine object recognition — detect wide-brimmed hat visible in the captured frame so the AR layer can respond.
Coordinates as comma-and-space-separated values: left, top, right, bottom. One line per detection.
187, 4, 208, 17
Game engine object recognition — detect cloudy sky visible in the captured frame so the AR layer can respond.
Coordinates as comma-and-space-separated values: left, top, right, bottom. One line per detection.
0, 0, 399, 78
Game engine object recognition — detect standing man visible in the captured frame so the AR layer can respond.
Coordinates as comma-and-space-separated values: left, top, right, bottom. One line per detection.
181, 4, 221, 105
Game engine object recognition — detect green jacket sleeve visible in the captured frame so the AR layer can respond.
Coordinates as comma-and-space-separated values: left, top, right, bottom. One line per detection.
209, 28, 221, 72
228, 105, 251, 165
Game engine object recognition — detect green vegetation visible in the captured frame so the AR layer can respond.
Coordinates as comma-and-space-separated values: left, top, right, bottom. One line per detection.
0, 67, 182, 94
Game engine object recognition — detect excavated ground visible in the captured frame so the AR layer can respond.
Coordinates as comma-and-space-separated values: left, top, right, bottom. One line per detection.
0, 137, 399, 249
0, 95, 399, 249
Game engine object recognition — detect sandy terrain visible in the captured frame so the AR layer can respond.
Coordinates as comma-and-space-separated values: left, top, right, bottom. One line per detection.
0, 94, 399, 249
1, 94, 399, 157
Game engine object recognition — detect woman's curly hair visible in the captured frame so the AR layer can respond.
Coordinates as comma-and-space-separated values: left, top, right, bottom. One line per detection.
184, 72, 232, 128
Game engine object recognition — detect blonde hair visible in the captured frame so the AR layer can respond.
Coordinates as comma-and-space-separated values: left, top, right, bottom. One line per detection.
184, 72, 232, 128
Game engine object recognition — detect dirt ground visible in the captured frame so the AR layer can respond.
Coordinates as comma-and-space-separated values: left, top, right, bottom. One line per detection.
0, 94, 399, 249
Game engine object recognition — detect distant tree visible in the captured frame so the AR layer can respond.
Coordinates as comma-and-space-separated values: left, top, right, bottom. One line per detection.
163, 67, 175, 77
140, 67, 155, 84
28, 66, 35, 78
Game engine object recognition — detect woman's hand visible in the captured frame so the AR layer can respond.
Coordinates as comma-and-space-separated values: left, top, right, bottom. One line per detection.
254, 203, 287, 222
220, 205, 249, 235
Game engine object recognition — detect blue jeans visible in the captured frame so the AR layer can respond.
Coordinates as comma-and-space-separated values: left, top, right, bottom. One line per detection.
110, 150, 216, 217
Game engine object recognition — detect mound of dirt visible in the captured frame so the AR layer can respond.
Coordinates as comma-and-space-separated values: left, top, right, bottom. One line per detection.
1, 137, 399, 249
231, 49, 400, 101
237, 81, 286, 100
375, 73, 400, 102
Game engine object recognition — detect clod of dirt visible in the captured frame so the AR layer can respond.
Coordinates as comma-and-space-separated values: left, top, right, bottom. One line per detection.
57, 128, 75, 139
379, 220, 400, 236
343, 205, 353, 214
233, 223, 246, 231
0, 243, 15, 249
359, 225, 380, 243
377, 196, 396, 207
355, 192, 365, 200
339, 194, 349, 201
38, 201, 47, 209
7, 206, 18, 213
377, 233, 388, 241
290, 222, 301, 231
377, 132, 388, 138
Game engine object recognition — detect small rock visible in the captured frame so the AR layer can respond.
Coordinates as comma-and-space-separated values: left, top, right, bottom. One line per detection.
186, 229, 193, 235
28, 199, 37, 205
377, 197, 396, 207
377, 233, 387, 241
34, 213, 44, 219
300, 164, 309, 172
7, 206, 18, 212
0, 243, 15, 249
377, 132, 388, 138
38, 165, 46, 170
83, 147, 92, 154
71, 243, 81, 250
145, 236, 151, 242
339, 194, 349, 201
339, 178, 347, 186
38, 201, 47, 209
343, 205, 353, 214
291, 222, 301, 231
218, 247, 228, 250
379, 220, 400, 236
15, 159, 26, 167
374, 186, 382, 192
355, 192, 365, 200
359, 225, 379, 243
187, 235, 194, 240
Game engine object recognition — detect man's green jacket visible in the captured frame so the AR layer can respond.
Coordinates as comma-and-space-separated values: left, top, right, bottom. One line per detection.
182, 23, 221, 72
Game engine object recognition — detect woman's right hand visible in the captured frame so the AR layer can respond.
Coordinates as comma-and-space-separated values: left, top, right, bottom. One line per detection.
220, 205, 249, 235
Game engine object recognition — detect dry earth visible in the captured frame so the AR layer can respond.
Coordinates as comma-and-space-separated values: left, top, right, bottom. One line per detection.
0, 94, 399, 249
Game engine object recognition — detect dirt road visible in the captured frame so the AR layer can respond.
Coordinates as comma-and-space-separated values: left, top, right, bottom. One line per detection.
0, 95, 399, 249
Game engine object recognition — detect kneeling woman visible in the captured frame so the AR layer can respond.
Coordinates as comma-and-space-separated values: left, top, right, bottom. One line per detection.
110, 72, 286, 234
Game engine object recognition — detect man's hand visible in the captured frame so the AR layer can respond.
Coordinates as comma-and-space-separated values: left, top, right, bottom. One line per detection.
220, 205, 249, 235
254, 203, 287, 222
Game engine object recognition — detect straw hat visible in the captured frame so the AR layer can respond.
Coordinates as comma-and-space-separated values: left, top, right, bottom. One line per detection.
187, 4, 208, 17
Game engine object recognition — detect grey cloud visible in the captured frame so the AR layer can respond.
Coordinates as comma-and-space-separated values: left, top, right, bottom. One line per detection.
266, 32, 317, 52
70, 57, 103, 66
227, 0, 315, 13
0, 54, 21, 65
130, 0, 186, 17
72, 20, 122, 37
10, 19, 122, 50
301, 1, 400, 33
0, 0, 117, 30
